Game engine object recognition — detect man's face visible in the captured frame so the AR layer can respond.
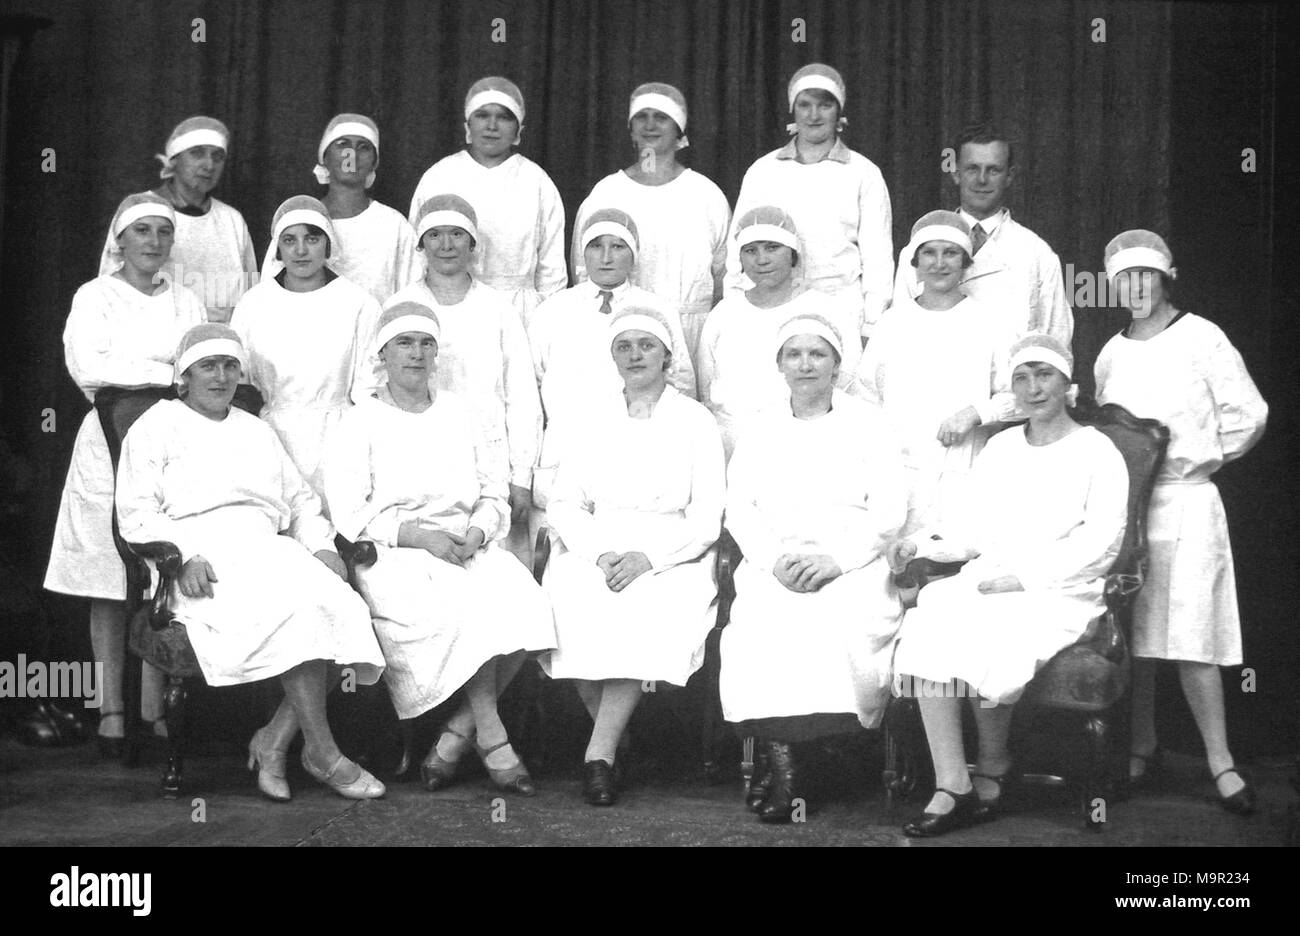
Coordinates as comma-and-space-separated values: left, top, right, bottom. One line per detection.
952, 141, 1014, 220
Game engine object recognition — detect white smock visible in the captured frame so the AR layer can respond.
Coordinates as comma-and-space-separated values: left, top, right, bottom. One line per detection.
230, 273, 382, 501
385, 278, 541, 490
44, 275, 207, 600
529, 280, 697, 506
1095, 312, 1267, 665
893, 209, 1073, 349
856, 292, 1018, 532
99, 198, 257, 323
408, 150, 567, 326
540, 387, 724, 684
892, 424, 1129, 705
115, 400, 384, 688
697, 288, 862, 461
260, 200, 420, 305
726, 138, 893, 339
572, 168, 732, 360
324, 390, 556, 719
720, 392, 908, 728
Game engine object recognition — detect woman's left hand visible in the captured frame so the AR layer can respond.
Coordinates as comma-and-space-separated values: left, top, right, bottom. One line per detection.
454, 527, 486, 562
315, 550, 348, 581
605, 551, 652, 592
936, 406, 981, 447
509, 484, 532, 525
792, 555, 842, 592
977, 575, 1024, 594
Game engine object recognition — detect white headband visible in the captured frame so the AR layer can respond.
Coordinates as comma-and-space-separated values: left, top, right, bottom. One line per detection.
583, 221, 639, 262
317, 122, 378, 164
1009, 345, 1072, 379
376, 314, 441, 351
416, 210, 479, 245
166, 129, 227, 159
736, 223, 799, 252
175, 338, 247, 381
775, 317, 843, 358
609, 314, 672, 351
465, 90, 524, 125
628, 92, 689, 148
1106, 246, 1172, 282
273, 208, 334, 247
788, 75, 844, 110
907, 224, 973, 259
113, 202, 176, 237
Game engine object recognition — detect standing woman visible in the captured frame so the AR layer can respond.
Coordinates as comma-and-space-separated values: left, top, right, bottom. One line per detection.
408, 77, 566, 330
99, 117, 257, 323
262, 114, 420, 305
1094, 231, 1268, 815
542, 308, 725, 805
572, 83, 732, 366
726, 64, 893, 342
46, 192, 207, 753
231, 196, 382, 501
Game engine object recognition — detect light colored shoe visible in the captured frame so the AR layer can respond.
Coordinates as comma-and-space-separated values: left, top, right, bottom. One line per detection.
301, 750, 386, 800
247, 727, 290, 802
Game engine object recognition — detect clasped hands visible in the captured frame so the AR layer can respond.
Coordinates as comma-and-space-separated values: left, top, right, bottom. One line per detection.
884, 538, 1023, 594
177, 548, 347, 598
596, 551, 652, 592
773, 554, 841, 593
405, 524, 487, 567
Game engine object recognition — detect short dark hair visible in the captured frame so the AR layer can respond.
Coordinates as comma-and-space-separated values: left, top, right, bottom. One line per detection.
275, 223, 331, 261
955, 122, 1015, 169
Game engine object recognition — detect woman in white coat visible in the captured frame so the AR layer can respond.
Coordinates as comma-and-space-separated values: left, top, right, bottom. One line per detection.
408, 77, 566, 328
890, 335, 1129, 836
325, 302, 556, 797
571, 83, 731, 365
1094, 230, 1268, 815
45, 192, 207, 755
117, 324, 386, 802
231, 196, 382, 501
720, 314, 908, 823
856, 211, 1017, 532
261, 114, 420, 305
725, 64, 893, 341
542, 308, 725, 805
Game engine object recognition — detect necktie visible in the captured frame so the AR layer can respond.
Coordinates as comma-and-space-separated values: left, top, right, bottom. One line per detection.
971, 224, 988, 256
598, 290, 613, 315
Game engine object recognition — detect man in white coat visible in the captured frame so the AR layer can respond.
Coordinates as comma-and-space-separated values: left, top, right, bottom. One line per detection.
893, 123, 1073, 349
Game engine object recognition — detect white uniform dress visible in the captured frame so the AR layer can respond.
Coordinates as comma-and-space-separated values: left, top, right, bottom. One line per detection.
541, 387, 724, 685
529, 280, 697, 506
115, 400, 384, 688
44, 275, 207, 600
1095, 312, 1267, 664
856, 293, 1017, 532
324, 391, 556, 719
697, 288, 862, 461
260, 201, 420, 305
230, 273, 383, 501
893, 209, 1073, 349
99, 198, 257, 323
892, 425, 1129, 705
408, 150, 567, 327
720, 392, 908, 729
572, 169, 732, 360
726, 138, 893, 339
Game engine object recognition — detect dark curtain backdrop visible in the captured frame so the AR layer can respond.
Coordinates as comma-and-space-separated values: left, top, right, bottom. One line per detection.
2, 0, 1293, 749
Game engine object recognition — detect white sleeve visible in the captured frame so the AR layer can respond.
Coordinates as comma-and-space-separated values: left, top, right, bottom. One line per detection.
570, 194, 594, 286
723, 431, 786, 574
1030, 245, 1074, 348
821, 415, 908, 572
348, 295, 385, 404
1205, 329, 1268, 464
392, 216, 424, 295
115, 411, 193, 553
533, 172, 569, 301
322, 408, 392, 545
64, 287, 176, 393
546, 443, 607, 563
275, 430, 337, 554
857, 168, 894, 338
500, 303, 544, 487
644, 410, 725, 571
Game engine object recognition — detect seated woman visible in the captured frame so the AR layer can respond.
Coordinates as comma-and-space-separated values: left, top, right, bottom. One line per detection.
720, 314, 908, 823
541, 308, 725, 805
324, 302, 556, 796
115, 324, 386, 801
857, 210, 1017, 532
890, 334, 1129, 836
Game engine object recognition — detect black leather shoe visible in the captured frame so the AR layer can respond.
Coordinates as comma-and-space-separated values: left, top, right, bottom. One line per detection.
43, 701, 90, 741
583, 759, 617, 806
1214, 767, 1257, 817
15, 704, 61, 747
902, 788, 981, 837
746, 746, 773, 812
757, 741, 802, 824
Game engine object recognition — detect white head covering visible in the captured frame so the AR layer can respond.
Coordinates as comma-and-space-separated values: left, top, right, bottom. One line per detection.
608, 307, 673, 352
581, 208, 640, 263
174, 323, 247, 384
1105, 229, 1175, 282
628, 82, 689, 150
110, 191, 176, 238
774, 313, 844, 360
1008, 333, 1073, 379
414, 194, 480, 246
313, 113, 379, 187
734, 205, 800, 252
375, 300, 442, 352
270, 195, 337, 256
464, 76, 525, 145
905, 209, 973, 262
156, 116, 229, 179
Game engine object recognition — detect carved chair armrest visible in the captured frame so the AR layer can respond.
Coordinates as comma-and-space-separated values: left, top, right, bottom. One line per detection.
334, 533, 377, 571
532, 525, 552, 586
894, 556, 968, 591
124, 540, 182, 631
1104, 570, 1144, 611
713, 531, 741, 628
